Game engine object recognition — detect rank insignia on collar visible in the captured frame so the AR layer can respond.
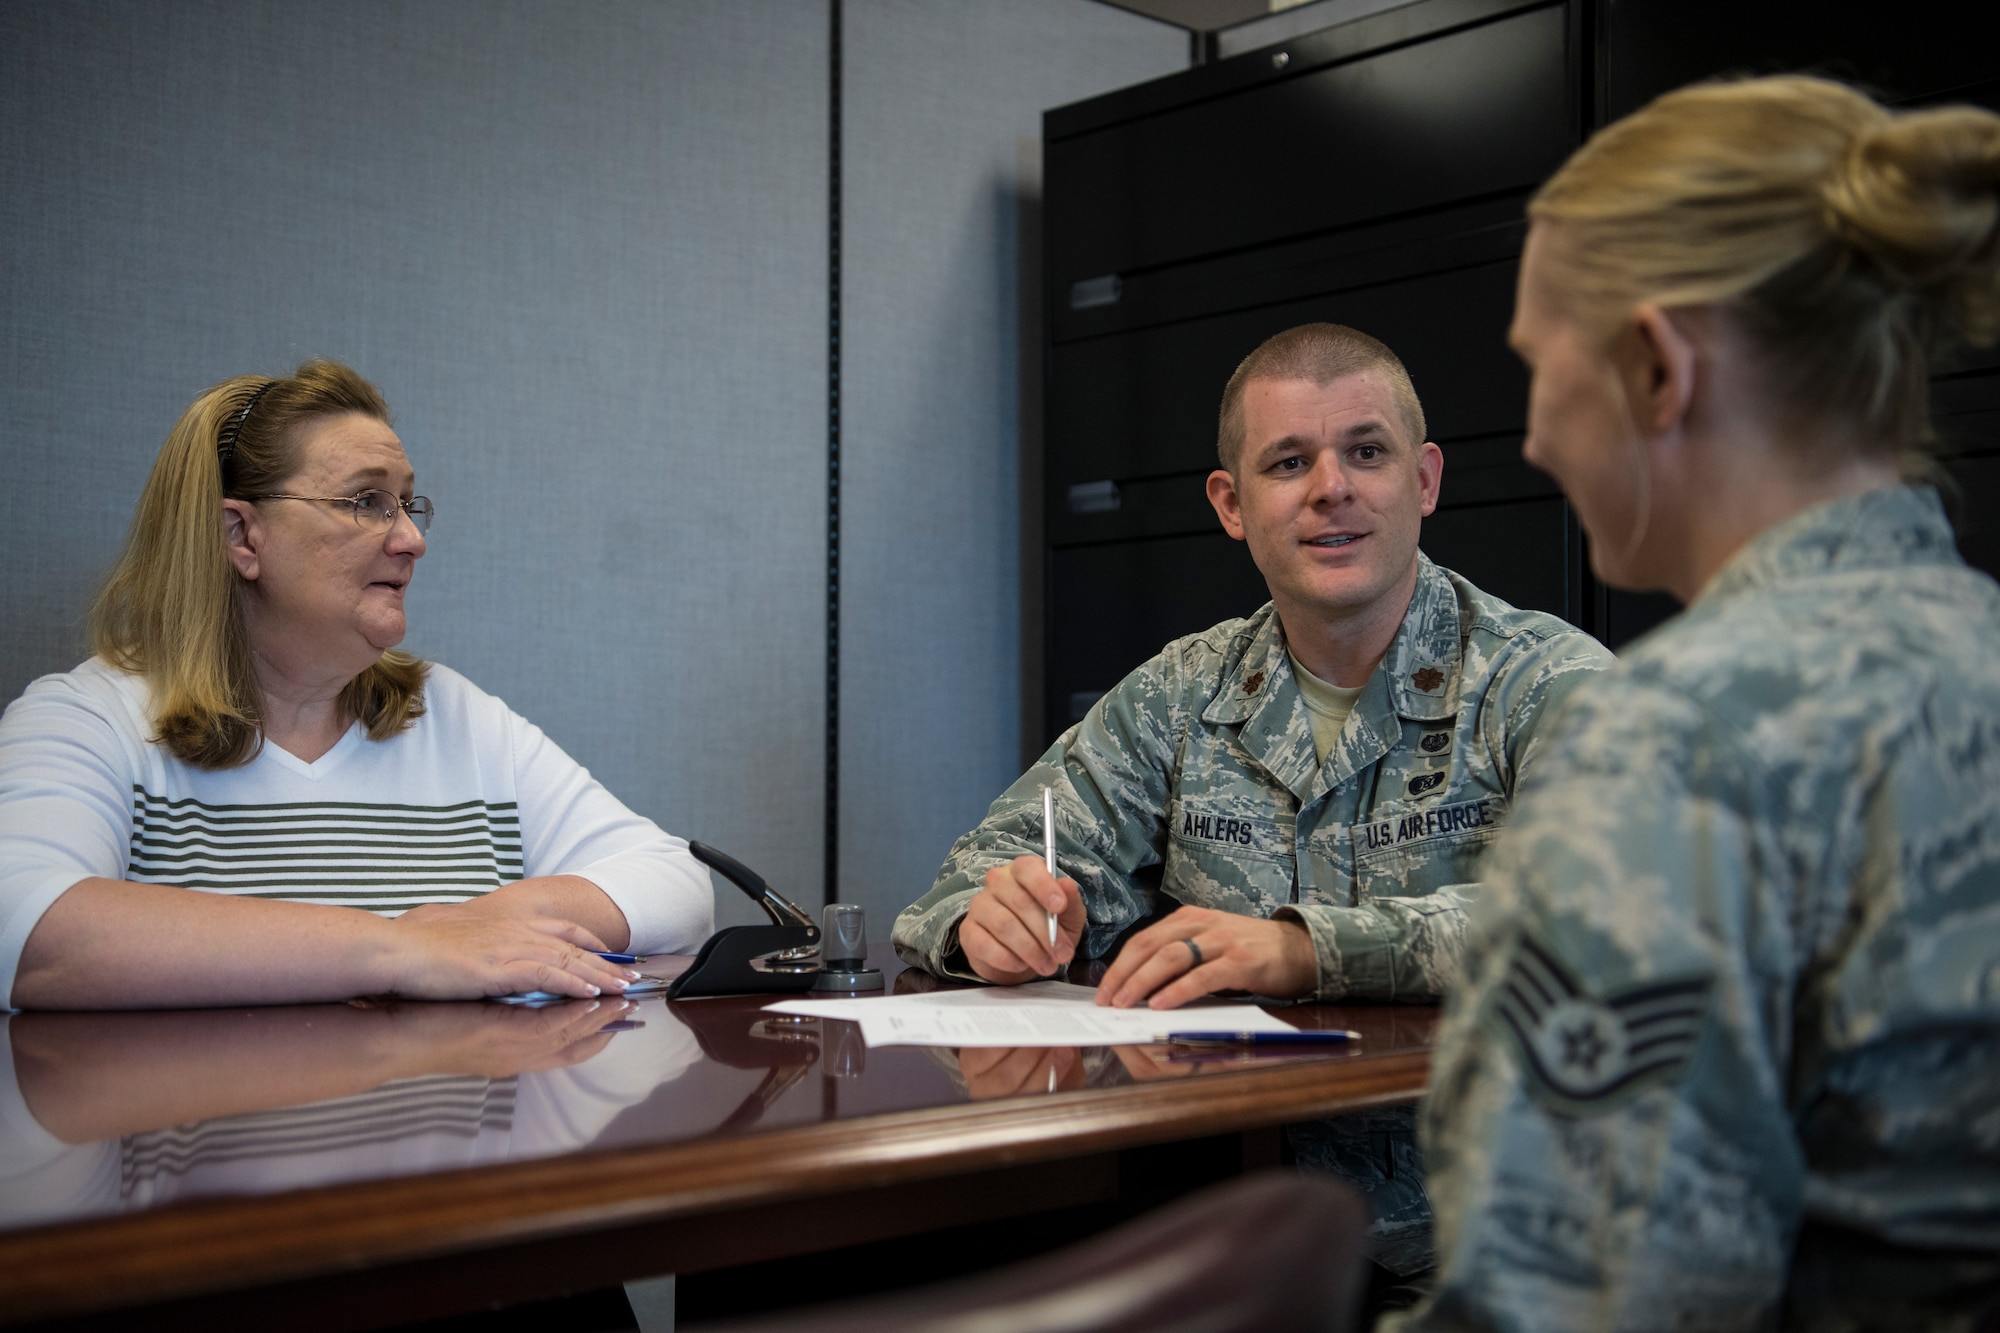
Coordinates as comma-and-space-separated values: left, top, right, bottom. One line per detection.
1492, 933, 1711, 1116
1411, 666, 1445, 692
1243, 669, 1265, 695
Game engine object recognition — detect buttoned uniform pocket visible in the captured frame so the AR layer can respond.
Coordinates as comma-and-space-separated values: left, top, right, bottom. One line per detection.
1163, 797, 1296, 918
1348, 795, 1507, 905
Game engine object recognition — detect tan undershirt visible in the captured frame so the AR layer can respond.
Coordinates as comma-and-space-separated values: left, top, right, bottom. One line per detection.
1287, 650, 1366, 766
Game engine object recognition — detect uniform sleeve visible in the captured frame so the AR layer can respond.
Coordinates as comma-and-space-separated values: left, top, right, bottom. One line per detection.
0, 680, 138, 1010
507, 711, 713, 956
1383, 676, 1804, 1332
891, 652, 1186, 982
1275, 885, 1475, 1002
1275, 628, 1612, 1002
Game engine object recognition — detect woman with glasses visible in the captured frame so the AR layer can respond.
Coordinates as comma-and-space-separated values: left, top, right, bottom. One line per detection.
0, 360, 711, 1008
1384, 78, 2000, 1330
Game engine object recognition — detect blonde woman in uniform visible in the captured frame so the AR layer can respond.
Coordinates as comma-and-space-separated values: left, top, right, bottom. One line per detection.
1388, 78, 2000, 1330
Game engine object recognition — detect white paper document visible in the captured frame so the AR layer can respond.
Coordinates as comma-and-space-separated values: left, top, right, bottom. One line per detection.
763, 980, 1300, 1048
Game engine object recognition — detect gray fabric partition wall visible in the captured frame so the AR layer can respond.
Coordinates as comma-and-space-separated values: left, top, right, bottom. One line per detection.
1, 0, 828, 929
0, 0, 1184, 936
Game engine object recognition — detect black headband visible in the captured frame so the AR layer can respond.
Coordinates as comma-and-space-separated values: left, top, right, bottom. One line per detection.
216, 379, 279, 469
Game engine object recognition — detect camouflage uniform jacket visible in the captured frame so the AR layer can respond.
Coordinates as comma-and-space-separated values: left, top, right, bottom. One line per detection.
892, 554, 1612, 1001
1388, 486, 2000, 1333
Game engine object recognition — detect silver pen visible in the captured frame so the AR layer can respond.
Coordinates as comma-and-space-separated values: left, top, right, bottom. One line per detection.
1041, 783, 1059, 955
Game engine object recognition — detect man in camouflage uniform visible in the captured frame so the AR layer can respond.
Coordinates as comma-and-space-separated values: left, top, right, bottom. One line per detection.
892, 323, 1611, 1274
1383, 486, 2000, 1330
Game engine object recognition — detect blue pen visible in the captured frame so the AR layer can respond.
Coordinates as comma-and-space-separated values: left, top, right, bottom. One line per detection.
593, 951, 642, 964
1158, 1029, 1362, 1046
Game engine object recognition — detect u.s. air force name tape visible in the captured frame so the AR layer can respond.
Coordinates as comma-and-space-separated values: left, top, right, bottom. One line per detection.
1492, 932, 1712, 1114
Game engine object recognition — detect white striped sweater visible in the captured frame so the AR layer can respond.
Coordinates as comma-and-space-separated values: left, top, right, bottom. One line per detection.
0, 658, 714, 1001
126, 791, 527, 908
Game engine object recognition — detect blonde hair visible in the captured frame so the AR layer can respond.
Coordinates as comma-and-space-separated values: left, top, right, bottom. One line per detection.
1529, 75, 2000, 460
1217, 323, 1427, 471
90, 359, 427, 769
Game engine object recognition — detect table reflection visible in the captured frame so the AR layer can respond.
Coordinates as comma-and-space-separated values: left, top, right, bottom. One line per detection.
0, 947, 1435, 1236
0, 997, 701, 1231
939, 1017, 1439, 1100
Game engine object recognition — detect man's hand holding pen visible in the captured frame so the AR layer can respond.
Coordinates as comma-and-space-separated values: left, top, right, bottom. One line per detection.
961, 859, 1318, 1011
961, 855, 1087, 984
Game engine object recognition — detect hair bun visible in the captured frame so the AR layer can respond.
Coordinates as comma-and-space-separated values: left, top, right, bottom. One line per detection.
1823, 104, 2000, 345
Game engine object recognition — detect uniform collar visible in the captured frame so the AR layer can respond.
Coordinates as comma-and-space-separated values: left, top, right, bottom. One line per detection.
1200, 556, 1464, 800
1696, 485, 1958, 608
1379, 554, 1463, 723
1201, 608, 1314, 798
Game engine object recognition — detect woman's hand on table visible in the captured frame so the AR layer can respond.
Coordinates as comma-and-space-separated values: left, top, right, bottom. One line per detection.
380, 911, 636, 1000
12, 880, 630, 1010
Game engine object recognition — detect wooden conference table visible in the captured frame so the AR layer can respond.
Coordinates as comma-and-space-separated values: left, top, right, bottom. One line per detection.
0, 947, 1436, 1330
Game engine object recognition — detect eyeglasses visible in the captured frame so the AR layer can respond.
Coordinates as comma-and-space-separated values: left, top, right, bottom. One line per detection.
248, 489, 435, 534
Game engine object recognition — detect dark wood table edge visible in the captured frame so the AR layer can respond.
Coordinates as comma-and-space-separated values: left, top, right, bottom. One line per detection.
0, 1048, 1429, 1324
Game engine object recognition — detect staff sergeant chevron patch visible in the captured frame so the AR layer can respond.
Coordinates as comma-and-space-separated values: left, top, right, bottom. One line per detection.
1491, 933, 1712, 1115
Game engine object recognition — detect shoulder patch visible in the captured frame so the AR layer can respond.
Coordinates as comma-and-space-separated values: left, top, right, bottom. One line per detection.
1492, 933, 1711, 1116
